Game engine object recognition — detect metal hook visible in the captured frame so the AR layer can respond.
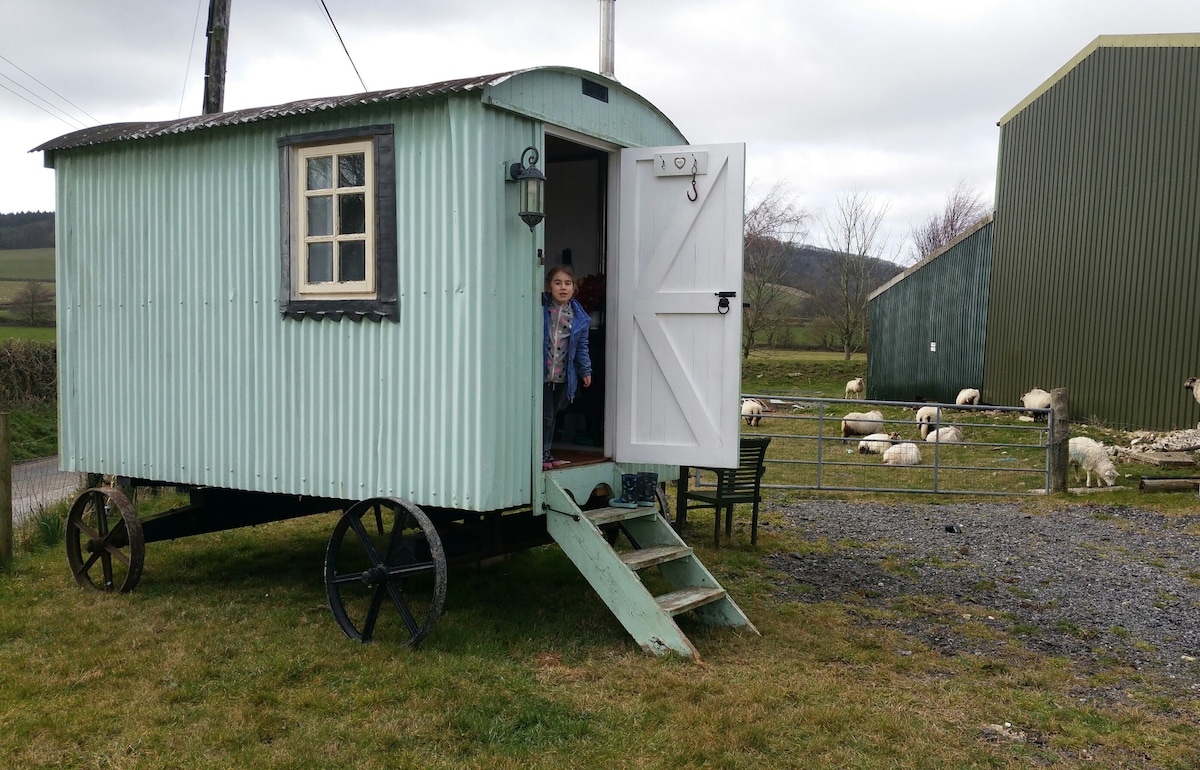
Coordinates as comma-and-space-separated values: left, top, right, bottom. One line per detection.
686, 155, 699, 201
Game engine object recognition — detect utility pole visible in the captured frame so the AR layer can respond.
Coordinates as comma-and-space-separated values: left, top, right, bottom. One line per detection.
202, 0, 232, 115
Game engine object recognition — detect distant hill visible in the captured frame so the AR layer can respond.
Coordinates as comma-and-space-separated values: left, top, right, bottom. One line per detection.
0, 212, 54, 250
775, 243, 902, 303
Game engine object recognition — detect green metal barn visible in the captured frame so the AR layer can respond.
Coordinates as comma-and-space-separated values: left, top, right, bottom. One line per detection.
869, 34, 1200, 430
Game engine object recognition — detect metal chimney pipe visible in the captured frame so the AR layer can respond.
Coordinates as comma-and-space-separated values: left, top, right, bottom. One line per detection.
599, 0, 615, 78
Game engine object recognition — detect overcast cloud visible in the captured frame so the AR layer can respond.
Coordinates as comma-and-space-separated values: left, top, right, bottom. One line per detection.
3, 0, 1200, 260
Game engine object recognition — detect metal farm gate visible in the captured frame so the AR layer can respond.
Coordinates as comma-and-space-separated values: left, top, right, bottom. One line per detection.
734, 395, 1054, 496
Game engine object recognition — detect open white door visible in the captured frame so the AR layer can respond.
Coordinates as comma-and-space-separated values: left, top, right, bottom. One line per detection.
612, 143, 745, 468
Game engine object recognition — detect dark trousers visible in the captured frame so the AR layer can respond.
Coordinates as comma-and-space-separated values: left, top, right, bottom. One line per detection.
542, 381, 569, 460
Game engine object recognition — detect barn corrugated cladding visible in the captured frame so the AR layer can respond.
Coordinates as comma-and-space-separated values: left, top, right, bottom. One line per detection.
984, 34, 1200, 430
38, 67, 685, 511
867, 216, 993, 404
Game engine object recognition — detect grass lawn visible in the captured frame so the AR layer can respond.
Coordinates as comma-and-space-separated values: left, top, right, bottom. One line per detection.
3, 493, 1198, 769
0, 326, 55, 343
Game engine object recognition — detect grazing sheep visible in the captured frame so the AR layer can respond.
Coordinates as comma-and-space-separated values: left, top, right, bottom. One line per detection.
882, 442, 921, 466
1021, 387, 1052, 410
1184, 377, 1200, 406
1068, 436, 1120, 488
845, 377, 865, 399
857, 432, 901, 454
741, 398, 763, 426
915, 405, 942, 439
955, 388, 981, 406
924, 425, 964, 443
840, 409, 884, 438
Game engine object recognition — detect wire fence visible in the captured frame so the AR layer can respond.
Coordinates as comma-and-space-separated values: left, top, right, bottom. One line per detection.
8, 455, 84, 527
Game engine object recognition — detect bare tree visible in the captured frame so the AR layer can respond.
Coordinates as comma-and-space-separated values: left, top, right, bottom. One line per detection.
908, 180, 991, 263
741, 181, 810, 359
13, 281, 54, 326
814, 189, 896, 360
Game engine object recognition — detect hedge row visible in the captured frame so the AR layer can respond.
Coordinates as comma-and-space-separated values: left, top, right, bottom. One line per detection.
0, 339, 56, 407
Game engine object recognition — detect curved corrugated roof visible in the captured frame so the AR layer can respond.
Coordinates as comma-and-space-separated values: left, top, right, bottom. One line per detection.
999, 33, 1200, 126
34, 69, 525, 152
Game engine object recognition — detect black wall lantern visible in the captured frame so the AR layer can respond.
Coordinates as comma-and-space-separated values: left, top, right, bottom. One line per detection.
509, 145, 546, 231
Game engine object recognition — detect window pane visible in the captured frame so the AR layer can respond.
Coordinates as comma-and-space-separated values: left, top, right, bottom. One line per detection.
338, 153, 365, 187
340, 241, 366, 282
339, 193, 366, 234
307, 195, 333, 236
307, 242, 333, 283
307, 156, 333, 190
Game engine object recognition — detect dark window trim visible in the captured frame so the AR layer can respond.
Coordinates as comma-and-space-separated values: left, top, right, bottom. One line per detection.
278, 125, 398, 321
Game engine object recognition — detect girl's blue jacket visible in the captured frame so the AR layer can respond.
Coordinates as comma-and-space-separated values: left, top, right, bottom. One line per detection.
542, 294, 593, 402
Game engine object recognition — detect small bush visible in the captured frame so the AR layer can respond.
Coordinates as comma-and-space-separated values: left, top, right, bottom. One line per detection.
0, 339, 56, 407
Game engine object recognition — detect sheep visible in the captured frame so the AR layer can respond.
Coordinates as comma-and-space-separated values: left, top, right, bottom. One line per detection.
857, 431, 901, 454
741, 398, 763, 427
840, 409, 884, 438
915, 405, 942, 440
845, 377, 865, 399
955, 388, 981, 406
1021, 387, 1052, 410
1068, 436, 1120, 487
881, 442, 921, 466
1184, 377, 1200, 406
924, 425, 964, 443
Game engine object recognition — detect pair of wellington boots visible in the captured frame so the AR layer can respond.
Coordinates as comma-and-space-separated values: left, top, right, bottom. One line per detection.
610, 472, 659, 509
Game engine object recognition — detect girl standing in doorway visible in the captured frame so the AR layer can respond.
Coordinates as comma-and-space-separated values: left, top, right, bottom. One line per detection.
542, 265, 592, 470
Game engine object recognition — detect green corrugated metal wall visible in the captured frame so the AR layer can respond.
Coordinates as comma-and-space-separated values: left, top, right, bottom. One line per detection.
53, 69, 685, 510
867, 220, 993, 404
985, 43, 1200, 429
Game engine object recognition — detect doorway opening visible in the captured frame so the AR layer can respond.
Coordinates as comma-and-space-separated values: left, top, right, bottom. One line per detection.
543, 134, 610, 464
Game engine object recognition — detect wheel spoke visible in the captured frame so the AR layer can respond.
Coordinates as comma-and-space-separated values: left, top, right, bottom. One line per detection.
386, 580, 420, 636
360, 585, 386, 641
347, 512, 386, 567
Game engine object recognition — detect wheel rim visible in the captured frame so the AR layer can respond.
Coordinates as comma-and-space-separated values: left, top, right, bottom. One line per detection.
324, 497, 447, 646
65, 487, 145, 593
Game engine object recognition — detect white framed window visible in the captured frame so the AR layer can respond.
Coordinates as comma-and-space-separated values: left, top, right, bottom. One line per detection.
295, 140, 375, 298
278, 125, 397, 321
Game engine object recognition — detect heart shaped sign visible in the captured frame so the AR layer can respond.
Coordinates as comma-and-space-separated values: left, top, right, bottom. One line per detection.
673, 156, 686, 170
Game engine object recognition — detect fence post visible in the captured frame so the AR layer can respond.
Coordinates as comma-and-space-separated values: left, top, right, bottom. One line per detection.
1, 411, 12, 572
1049, 388, 1070, 493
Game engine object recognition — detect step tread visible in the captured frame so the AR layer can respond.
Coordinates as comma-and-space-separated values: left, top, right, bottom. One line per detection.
584, 506, 659, 527
656, 586, 727, 616
619, 544, 692, 571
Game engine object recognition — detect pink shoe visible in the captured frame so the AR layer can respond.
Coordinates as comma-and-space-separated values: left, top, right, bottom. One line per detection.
542, 461, 554, 471
551, 459, 571, 467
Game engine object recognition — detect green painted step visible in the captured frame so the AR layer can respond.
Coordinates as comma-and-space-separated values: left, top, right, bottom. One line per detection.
542, 469, 757, 660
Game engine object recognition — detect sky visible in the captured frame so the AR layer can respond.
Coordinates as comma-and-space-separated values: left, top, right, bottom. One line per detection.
3, 0, 1200, 261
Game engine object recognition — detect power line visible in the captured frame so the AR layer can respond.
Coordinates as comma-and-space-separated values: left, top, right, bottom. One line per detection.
179, 0, 207, 118
316, 0, 367, 92
0, 73, 88, 130
0, 53, 100, 126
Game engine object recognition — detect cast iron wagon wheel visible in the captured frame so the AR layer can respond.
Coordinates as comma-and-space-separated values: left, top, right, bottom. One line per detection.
324, 497, 447, 647
65, 487, 145, 593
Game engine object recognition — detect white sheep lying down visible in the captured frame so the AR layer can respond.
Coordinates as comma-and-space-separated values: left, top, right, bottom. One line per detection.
1069, 436, 1120, 487
845, 377, 865, 399
925, 425, 964, 443
882, 442, 921, 465
841, 409, 884, 438
955, 388, 981, 406
857, 432, 900, 454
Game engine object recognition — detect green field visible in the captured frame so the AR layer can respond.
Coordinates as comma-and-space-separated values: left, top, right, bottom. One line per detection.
0, 326, 55, 343
0, 247, 54, 281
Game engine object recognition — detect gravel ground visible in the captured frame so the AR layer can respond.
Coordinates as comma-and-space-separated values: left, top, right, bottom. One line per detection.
767, 500, 1200, 701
